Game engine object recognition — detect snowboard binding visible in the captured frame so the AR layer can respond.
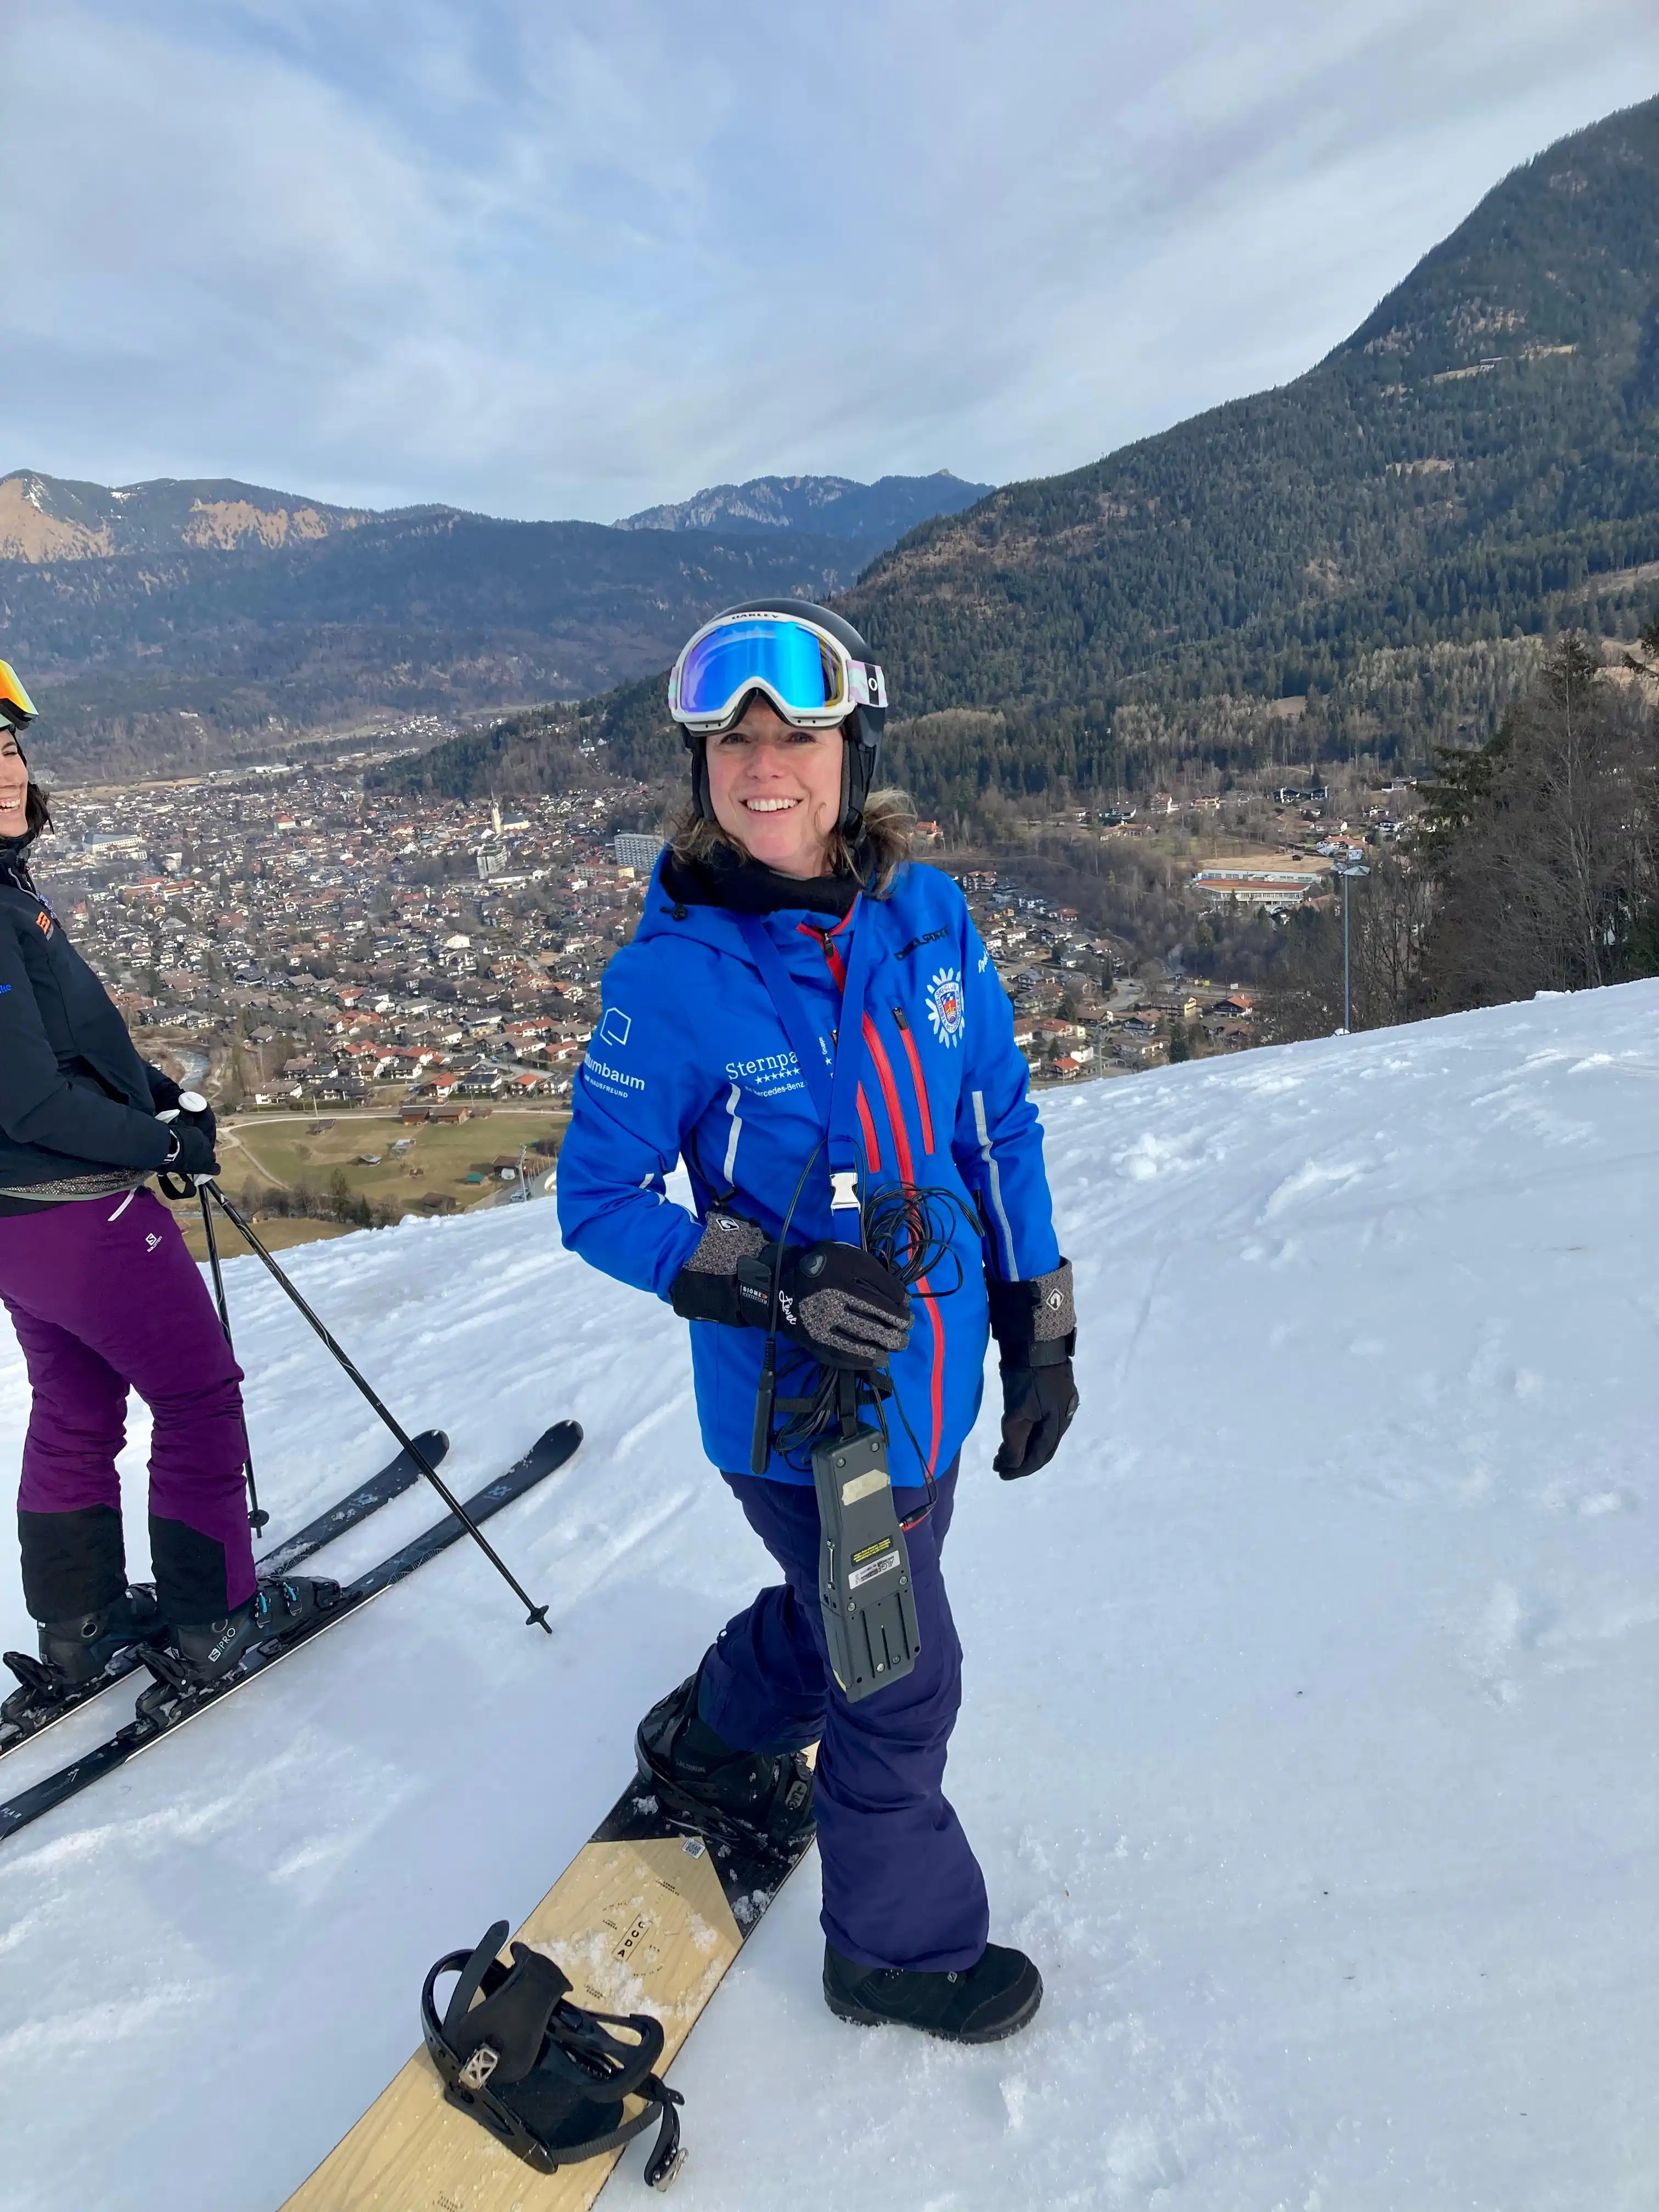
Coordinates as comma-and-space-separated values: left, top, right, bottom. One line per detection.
422, 1921, 685, 2191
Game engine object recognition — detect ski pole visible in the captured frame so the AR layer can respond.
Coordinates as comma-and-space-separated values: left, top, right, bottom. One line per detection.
154, 1097, 269, 1535
199, 1186, 270, 1535
204, 1183, 552, 1633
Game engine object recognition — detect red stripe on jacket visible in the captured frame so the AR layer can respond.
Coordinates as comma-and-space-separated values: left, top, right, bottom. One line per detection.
890, 1006, 935, 1155
803, 923, 881, 1172
805, 917, 946, 1476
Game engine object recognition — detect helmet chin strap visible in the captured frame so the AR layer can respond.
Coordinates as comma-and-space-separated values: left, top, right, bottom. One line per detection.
691, 731, 713, 822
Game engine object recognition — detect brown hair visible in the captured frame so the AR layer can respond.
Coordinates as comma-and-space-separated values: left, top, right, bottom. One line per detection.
1, 726, 52, 839
668, 784, 917, 898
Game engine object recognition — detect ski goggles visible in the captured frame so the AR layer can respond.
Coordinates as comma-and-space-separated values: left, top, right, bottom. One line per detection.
0, 660, 36, 729
669, 612, 887, 734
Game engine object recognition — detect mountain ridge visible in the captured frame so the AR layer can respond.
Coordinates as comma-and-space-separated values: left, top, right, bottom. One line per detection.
0, 470, 407, 563
0, 472, 986, 777
614, 470, 991, 541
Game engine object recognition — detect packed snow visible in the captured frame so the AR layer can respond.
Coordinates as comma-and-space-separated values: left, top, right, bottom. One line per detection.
2, 983, 1656, 2211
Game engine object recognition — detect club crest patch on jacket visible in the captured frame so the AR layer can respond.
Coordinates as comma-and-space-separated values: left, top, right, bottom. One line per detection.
926, 964, 966, 1046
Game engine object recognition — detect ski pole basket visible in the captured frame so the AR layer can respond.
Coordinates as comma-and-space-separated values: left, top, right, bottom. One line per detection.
422, 1921, 685, 2190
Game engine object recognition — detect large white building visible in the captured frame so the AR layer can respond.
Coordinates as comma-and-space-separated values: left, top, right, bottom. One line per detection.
613, 832, 664, 873
1189, 866, 1324, 911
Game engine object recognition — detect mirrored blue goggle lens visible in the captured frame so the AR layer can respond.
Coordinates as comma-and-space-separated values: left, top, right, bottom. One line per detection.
679, 620, 838, 718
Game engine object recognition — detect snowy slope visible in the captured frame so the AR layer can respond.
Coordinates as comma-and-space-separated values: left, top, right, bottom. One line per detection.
2, 985, 1656, 2212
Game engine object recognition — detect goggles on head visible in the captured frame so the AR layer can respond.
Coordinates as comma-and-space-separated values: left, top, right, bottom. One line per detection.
669, 612, 887, 735
0, 660, 37, 729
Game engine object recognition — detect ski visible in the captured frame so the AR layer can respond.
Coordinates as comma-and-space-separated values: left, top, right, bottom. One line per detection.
0, 1429, 452, 1761
280, 1692, 817, 2208
0, 1421, 580, 1849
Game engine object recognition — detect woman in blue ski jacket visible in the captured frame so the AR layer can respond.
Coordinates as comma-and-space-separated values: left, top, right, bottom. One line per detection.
557, 599, 1077, 2044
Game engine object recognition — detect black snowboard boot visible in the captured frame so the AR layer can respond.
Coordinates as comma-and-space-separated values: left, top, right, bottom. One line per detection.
635, 1673, 815, 1853
170, 1573, 340, 1685
823, 1940, 1043, 2044
37, 1585, 167, 1688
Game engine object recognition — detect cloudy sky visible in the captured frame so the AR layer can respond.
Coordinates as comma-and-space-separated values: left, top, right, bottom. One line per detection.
5, 1, 1658, 522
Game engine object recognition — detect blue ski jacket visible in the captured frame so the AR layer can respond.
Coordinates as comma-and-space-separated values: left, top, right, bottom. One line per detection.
556, 854, 1061, 1486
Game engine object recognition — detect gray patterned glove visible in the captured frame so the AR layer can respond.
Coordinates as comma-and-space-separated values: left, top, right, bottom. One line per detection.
672, 1213, 912, 1369
670, 1208, 767, 1324
748, 1240, 913, 1369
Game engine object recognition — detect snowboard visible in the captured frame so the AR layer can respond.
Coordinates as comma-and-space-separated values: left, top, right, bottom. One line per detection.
280, 1735, 819, 2208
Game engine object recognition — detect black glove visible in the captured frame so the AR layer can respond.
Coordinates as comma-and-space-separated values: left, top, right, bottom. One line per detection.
670, 1210, 912, 1368
160, 1119, 220, 1183
145, 1065, 183, 1115
994, 1361, 1078, 1479
988, 1260, 1078, 1480
174, 1094, 218, 1150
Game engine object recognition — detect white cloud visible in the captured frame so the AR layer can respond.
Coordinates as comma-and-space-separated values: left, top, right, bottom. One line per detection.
4, 0, 1657, 518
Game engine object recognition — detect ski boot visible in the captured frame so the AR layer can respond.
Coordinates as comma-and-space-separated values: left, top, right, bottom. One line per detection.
36, 1585, 167, 1687
822, 1940, 1043, 2044
168, 1573, 342, 1688
1, 1587, 168, 1749
635, 1674, 815, 1854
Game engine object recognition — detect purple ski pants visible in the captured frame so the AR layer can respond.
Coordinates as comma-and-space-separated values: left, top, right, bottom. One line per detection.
0, 1188, 255, 1622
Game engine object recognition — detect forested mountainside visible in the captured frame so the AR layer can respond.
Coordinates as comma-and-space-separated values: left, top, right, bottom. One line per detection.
0, 475, 979, 781
616, 471, 990, 540
836, 95, 1659, 805
396, 98, 1659, 817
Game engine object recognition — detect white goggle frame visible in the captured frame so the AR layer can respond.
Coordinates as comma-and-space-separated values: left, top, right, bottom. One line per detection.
668, 611, 887, 735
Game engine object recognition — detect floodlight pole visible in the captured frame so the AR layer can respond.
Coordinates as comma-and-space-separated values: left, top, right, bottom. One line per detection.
1335, 861, 1370, 1034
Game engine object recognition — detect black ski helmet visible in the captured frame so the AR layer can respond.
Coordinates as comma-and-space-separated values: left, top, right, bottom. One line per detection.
679, 597, 888, 838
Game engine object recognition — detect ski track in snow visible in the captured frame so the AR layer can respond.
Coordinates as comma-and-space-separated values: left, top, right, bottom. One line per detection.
2, 983, 1657, 2210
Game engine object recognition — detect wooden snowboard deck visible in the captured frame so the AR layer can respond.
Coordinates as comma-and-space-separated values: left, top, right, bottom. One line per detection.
281, 1769, 813, 2210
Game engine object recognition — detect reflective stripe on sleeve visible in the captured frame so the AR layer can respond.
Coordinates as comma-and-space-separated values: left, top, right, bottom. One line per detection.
722, 1082, 743, 1186
972, 1087, 1017, 1279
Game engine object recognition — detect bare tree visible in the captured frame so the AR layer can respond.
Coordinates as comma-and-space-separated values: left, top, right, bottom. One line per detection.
1418, 634, 1659, 1011
1351, 850, 1437, 1026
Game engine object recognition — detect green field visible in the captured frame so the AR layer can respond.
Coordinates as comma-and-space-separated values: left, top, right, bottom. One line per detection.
219, 1107, 567, 1236
174, 1209, 352, 1265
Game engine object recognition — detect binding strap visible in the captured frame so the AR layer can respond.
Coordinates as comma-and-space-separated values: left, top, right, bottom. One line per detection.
422, 1924, 685, 2190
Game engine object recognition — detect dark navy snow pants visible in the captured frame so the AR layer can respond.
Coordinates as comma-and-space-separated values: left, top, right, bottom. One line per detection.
0, 1188, 255, 1623
697, 1458, 990, 1974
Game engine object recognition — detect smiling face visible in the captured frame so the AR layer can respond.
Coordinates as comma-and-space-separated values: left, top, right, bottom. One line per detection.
0, 729, 29, 837
704, 695, 845, 878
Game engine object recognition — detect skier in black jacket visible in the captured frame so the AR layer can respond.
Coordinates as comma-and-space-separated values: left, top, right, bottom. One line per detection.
0, 661, 330, 1700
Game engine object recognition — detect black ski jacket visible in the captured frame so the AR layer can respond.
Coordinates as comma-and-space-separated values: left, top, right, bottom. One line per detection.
0, 839, 175, 1192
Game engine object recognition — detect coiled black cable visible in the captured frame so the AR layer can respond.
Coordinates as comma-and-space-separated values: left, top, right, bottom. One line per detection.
861, 1180, 970, 1297
772, 1178, 975, 1514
